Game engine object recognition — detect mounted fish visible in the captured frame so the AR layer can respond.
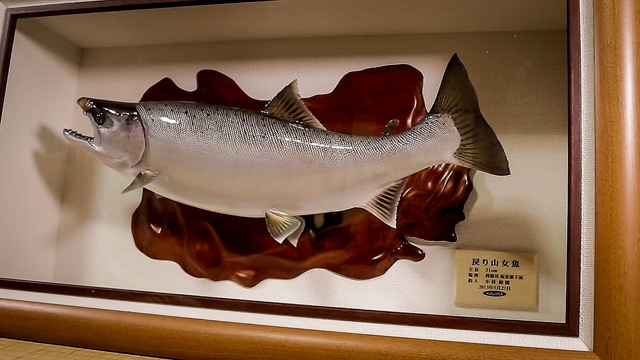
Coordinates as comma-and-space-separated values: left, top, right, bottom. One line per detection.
63, 54, 510, 247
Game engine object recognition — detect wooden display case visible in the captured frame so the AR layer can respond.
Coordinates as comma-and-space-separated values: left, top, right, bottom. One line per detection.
0, 0, 636, 358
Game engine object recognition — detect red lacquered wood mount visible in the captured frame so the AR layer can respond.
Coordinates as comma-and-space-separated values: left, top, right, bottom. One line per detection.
134, 65, 473, 287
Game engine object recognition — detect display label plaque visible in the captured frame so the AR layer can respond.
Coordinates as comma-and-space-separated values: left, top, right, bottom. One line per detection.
454, 250, 538, 310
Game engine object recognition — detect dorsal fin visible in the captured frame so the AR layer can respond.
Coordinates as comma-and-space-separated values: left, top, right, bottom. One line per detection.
261, 80, 326, 130
358, 178, 407, 228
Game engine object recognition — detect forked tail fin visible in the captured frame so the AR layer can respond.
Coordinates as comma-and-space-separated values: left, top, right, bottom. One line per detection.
430, 54, 510, 176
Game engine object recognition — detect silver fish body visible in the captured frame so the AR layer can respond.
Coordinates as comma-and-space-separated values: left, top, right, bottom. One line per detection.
64, 54, 509, 245
136, 103, 459, 218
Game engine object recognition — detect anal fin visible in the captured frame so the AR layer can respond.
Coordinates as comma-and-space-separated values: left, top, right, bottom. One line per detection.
358, 178, 407, 228
122, 170, 159, 194
265, 209, 305, 246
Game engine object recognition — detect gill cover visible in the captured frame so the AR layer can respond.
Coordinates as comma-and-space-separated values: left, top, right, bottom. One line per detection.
64, 98, 146, 172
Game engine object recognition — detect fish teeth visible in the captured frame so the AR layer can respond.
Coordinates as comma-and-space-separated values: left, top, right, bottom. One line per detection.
64, 128, 93, 142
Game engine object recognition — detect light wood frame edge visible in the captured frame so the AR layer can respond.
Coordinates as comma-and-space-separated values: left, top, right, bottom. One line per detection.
0, 0, 637, 358
592, 0, 640, 358
0, 298, 597, 359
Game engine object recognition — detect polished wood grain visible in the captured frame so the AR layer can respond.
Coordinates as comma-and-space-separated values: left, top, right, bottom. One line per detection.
0, 299, 597, 360
594, 0, 640, 359
0, 337, 156, 359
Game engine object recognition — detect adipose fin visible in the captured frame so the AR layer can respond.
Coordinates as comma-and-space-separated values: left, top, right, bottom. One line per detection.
381, 119, 400, 136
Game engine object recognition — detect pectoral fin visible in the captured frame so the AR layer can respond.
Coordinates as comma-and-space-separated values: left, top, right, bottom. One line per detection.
122, 170, 159, 194
358, 178, 407, 228
261, 80, 326, 130
265, 209, 305, 246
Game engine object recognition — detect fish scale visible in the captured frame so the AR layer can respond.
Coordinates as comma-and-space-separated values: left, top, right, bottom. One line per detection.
133, 100, 460, 224
139, 102, 456, 167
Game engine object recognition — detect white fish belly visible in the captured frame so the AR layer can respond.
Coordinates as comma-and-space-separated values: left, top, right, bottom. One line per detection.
137, 103, 460, 217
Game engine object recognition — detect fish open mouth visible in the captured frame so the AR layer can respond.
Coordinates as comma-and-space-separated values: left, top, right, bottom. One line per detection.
62, 129, 96, 148
63, 128, 94, 143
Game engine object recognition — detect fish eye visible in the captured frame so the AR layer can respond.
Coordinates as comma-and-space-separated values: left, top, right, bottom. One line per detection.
91, 108, 105, 126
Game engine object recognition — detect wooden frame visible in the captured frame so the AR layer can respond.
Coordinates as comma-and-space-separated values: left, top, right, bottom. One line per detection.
0, 0, 637, 358
0, 0, 580, 335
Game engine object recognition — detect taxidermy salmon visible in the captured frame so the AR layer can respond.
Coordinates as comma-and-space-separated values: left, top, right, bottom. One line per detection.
63, 54, 509, 246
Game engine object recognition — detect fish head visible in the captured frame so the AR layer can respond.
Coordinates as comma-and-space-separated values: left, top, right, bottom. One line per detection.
64, 97, 145, 171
